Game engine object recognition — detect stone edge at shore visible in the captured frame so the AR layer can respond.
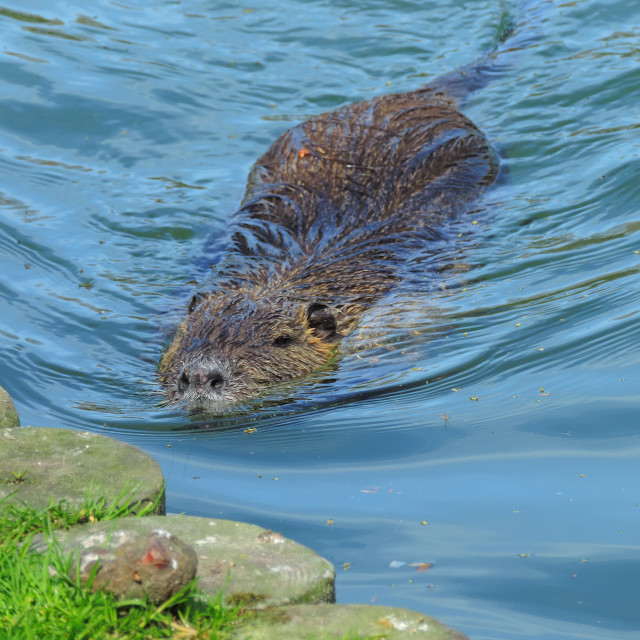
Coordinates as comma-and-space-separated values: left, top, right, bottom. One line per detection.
0, 385, 468, 640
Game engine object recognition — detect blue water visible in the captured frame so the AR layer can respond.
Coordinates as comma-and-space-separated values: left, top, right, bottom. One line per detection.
1, 1, 639, 638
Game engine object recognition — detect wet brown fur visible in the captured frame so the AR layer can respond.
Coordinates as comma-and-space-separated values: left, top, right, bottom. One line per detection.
159, 85, 499, 411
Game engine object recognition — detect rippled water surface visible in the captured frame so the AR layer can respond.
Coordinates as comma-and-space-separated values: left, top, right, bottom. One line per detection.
1, 1, 639, 638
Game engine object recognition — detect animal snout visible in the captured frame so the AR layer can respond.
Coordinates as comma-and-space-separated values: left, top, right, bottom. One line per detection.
178, 365, 226, 393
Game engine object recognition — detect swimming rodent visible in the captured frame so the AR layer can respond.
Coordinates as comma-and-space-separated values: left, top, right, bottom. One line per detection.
158, 11, 538, 412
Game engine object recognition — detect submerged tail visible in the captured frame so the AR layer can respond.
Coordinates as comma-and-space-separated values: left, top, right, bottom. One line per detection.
426, 0, 552, 104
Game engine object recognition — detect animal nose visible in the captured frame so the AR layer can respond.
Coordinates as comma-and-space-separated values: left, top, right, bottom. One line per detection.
178, 367, 226, 393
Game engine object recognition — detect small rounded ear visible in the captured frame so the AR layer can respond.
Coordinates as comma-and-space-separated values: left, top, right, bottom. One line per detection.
188, 293, 207, 314
306, 302, 337, 339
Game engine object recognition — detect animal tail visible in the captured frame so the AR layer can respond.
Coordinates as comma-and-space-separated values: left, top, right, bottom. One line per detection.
426, 0, 553, 104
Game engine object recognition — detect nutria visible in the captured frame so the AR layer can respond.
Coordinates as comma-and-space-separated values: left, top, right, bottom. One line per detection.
158, 76, 500, 412
154, 0, 561, 414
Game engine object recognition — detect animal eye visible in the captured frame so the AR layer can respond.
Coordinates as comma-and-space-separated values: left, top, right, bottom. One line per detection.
273, 335, 293, 347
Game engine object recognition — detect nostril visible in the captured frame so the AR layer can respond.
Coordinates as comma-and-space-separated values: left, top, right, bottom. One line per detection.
178, 370, 190, 392
178, 366, 226, 395
208, 372, 224, 390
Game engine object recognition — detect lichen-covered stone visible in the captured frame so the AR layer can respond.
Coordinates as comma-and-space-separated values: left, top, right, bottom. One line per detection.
37, 515, 335, 608
0, 386, 19, 428
74, 529, 197, 604
0, 427, 165, 514
231, 604, 469, 640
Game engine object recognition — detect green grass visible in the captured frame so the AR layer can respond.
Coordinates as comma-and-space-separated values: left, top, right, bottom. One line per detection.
0, 489, 375, 640
0, 489, 242, 639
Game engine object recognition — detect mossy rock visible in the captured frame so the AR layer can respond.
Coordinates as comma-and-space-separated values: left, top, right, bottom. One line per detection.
231, 603, 469, 639
37, 515, 335, 608
0, 386, 19, 428
0, 427, 165, 514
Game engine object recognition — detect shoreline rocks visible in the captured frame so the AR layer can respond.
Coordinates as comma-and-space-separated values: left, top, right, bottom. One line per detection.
233, 604, 470, 640
0, 386, 468, 639
0, 385, 19, 428
33, 515, 335, 609
0, 426, 165, 515
73, 529, 197, 605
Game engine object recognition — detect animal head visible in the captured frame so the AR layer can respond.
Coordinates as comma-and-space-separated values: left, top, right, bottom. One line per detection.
158, 290, 340, 412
